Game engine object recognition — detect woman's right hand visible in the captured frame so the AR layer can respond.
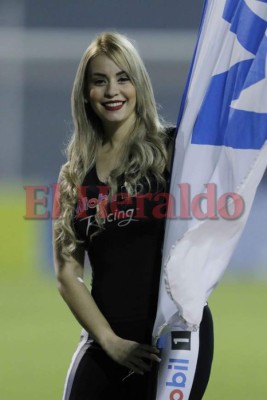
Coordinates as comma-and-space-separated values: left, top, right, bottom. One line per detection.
100, 333, 161, 375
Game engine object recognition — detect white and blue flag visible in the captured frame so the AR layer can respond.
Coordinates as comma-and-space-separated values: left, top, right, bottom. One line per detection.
153, 1, 267, 398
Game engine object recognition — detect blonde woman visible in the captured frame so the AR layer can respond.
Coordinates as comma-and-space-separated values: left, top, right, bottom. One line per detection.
53, 32, 213, 400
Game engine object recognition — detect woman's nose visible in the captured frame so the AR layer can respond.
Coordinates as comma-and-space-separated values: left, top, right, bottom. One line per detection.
104, 80, 119, 97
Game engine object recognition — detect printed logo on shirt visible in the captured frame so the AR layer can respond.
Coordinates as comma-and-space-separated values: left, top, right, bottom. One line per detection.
171, 331, 191, 351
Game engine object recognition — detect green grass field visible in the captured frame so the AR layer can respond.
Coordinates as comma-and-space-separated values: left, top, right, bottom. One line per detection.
1, 273, 267, 399
205, 279, 267, 399
1, 187, 267, 399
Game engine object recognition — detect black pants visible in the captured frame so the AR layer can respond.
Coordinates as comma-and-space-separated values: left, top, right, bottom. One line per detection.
63, 305, 214, 400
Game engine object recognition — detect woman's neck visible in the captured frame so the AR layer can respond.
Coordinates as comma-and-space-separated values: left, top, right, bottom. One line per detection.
101, 116, 136, 148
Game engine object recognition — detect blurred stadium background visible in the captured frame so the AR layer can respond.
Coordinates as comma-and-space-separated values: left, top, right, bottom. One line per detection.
1, 0, 266, 398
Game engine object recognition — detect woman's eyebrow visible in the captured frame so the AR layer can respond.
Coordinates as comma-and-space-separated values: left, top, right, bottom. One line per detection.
91, 71, 127, 77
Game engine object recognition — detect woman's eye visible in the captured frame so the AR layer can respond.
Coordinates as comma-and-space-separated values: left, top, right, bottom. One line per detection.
118, 76, 130, 83
93, 79, 106, 85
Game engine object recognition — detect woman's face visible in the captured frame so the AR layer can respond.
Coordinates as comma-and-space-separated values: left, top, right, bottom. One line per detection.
86, 54, 137, 133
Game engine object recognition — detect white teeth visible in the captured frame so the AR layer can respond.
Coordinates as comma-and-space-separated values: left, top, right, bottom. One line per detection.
104, 102, 123, 107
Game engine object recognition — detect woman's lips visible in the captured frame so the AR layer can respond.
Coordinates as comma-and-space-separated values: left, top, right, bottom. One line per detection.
102, 101, 125, 111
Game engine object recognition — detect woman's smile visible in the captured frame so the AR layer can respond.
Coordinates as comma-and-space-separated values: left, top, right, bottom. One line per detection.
87, 54, 137, 132
101, 100, 126, 111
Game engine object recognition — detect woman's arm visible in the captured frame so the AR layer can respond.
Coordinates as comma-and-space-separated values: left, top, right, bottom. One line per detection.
52, 235, 114, 346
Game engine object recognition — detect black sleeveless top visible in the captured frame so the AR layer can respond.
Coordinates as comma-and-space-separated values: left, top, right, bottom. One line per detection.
73, 127, 176, 342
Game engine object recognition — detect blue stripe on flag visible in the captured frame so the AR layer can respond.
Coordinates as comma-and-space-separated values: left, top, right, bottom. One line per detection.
192, 3, 267, 150
192, 64, 267, 149
223, 0, 267, 54
244, 29, 267, 89
225, 110, 267, 149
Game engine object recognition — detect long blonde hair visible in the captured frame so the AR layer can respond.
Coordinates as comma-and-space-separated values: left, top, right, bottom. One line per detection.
54, 32, 168, 257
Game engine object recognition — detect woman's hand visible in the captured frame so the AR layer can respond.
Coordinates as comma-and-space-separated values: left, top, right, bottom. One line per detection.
100, 333, 161, 375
